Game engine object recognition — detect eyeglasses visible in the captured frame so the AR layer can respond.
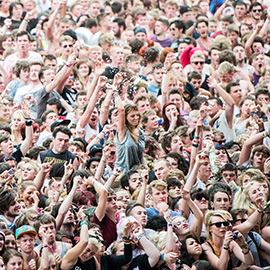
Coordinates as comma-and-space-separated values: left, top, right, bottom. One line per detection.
63, 44, 73, 48
179, 39, 190, 44
252, 9, 262, 12
193, 61, 204, 65
235, 218, 247, 223
194, 194, 208, 201
209, 221, 230, 227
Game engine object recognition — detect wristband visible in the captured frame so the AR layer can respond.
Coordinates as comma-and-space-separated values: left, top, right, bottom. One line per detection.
161, 253, 165, 261
223, 245, 229, 250
194, 135, 200, 139
65, 63, 73, 67
168, 223, 173, 227
80, 221, 88, 226
257, 209, 262, 213
43, 244, 49, 248
192, 143, 199, 148
242, 249, 249, 255
25, 119, 33, 126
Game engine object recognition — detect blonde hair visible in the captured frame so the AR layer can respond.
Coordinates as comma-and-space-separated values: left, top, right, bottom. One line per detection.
148, 180, 167, 195
218, 61, 234, 74
16, 158, 40, 184
205, 210, 232, 241
191, 51, 205, 63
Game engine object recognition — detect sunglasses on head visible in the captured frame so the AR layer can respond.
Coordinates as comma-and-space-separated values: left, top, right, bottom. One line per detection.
235, 218, 247, 223
210, 221, 230, 228
63, 44, 73, 48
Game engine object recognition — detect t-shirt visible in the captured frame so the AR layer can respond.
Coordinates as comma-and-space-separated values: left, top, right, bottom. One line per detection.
147, 82, 160, 97
150, 36, 172, 48
36, 86, 62, 119
146, 207, 181, 220
91, 212, 117, 248
61, 87, 78, 107
39, 148, 77, 165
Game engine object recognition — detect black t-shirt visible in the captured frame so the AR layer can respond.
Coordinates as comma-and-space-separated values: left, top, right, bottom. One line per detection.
61, 87, 78, 107
39, 148, 77, 165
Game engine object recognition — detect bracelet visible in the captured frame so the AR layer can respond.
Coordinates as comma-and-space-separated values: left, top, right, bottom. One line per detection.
242, 249, 249, 255
223, 245, 229, 250
80, 221, 88, 226
25, 119, 33, 126
262, 131, 270, 138
168, 223, 173, 227
192, 143, 199, 148
194, 135, 200, 139
161, 253, 165, 261
122, 236, 131, 241
43, 244, 49, 248
65, 63, 73, 67
257, 209, 262, 213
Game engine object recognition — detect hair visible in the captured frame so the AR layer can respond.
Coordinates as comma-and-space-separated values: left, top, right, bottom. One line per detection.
225, 81, 240, 94
145, 215, 167, 230
3, 249, 23, 265
15, 209, 39, 229
190, 96, 208, 110
148, 180, 167, 195
13, 61, 30, 77
218, 61, 234, 74
192, 260, 215, 270
159, 47, 174, 64
120, 169, 139, 190
209, 188, 231, 210
34, 214, 56, 237
205, 210, 233, 240
124, 104, 141, 142
219, 50, 237, 66
162, 102, 184, 131
188, 70, 201, 81
0, 190, 16, 215
166, 152, 188, 175
145, 47, 159, 63
52, 126, 72, 138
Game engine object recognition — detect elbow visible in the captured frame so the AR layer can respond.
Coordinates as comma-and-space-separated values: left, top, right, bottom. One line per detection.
101, 188, 108, 197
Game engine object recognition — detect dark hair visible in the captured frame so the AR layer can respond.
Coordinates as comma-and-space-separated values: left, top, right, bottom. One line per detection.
230, 208, 248, 220
52, 126, 72, 138
170, 20, 186, 32
111, 1, 122, 14
113, 17, 126, 30
34, 214, 56, 238
208, 97, 223, 107
3, 249, 23, 265
208, 188, 231, 209
180, 235, 207, 267
0, 190, 16, 215
145, 47, 159, 63
85, 157, 101, 170
166, 152, 189, 175
188, 71, 201, 81
219, 50, 237, 66
46, 97, 62, 111
192, 260, 215, 270
145, 215, 167, 230
162, 102, 184, 131
225, 81, 240, 94
221, 163, 237, 174
120, 169, 139, 190
190, 96, 208, 110
9, 2, 23, 18
207, 182, 232, 198
255, 88, 270, 99
167, 178, 182, 191
129, 38, 144, 54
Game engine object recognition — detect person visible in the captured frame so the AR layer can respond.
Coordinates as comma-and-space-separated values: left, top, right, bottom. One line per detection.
115, 82, 145, 173
3, 249, 23, 270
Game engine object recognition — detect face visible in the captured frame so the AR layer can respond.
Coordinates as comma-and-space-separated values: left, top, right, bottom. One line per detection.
130, 205, 147, 227
12, 4, 23, 19
44, 60, 57, 73
209, 216, 230, 238
241, 99, 255, 117
190, 78, 202, 91
5, 234, 16, 250
153, 68, 165, 84
43, 112, 58, 130
144, 114, 158, 130
211, 192, 230, 211
251, 6, 262, 20
78, 64, 89, 78
257, 94, 270, 107
137, 99, 150, 112
154, 160, 171, 181
42, 68, 55, 85
80, 243, 98, 262
11, 112, 23, 131
53, 132, 70, 154
168, 184, 181, 199
17, 234, 35, 253
6, 256, 22, 270
112, 47, 124, 65
106, 194, 118, 213
126, 110, 140, 128
150, 187, 167, 205
227, 31, 238, 46
127, 60, 141, 74
170, 135, 183, 154
0, 234, 4, 251
2, 37, 13, 49
72, 4, 83, 17
235, 4, 246, 18
88, 2, 100, 18
165, 104, 179, 121
164, 4, 176, 18
22, 163, 36, 181
186, 237, 202, 256
191, 57, 204, 73
89, 161, 99, 176
252, 54, 264, 72
173, 216, 190, 236
230, 85, 242, 104
0, 138, 13, 155
125, 30, 135, 44
252, 151, 268, 169
209, 21, 217, 33
233, 46, 245, 63
198, 159, 211, 179
197, 22, 208, 39
210, 49, 220, 67
248, 183, 264, 203
214, 148, 228, 163
58, 22, 70, 35
178, 42, 188, 57
40, 222, 56, 243
22, 185, 37, 207
129, 173, 142, 192
222, 170, 237, 184
89, 107, 98, 128
63, 208, 75, 225
193, 194, 208, 211
116, 190, 130, 208
30, 64, 41, 82
16, 34, 29, 52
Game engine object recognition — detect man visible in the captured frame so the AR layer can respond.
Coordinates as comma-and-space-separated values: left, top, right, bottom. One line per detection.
234, 1, 247, 25
250, 52, 264, 87
16, 225, 38, 270
134, 94, 151, 112
169, 20, 186, 52
14, 62, 43, 119
112, 17, 126, 45
233, 44, 254, 73
34, 214, 71, 258
44, 55, 57, 73
0, 189, 22, 229
225, 82, 242, 116
209, 46, 221, 71
151, 18, 172, 48
39, 126, 79, 169
142, 47, 159, 77
56, 36, 74, 68
226, 25, 240, 47
120, 169, 143, 195
196, 20, 213, 58
87, 0, 100, 19
221, 163, 238, 184
4, 31, 42, 79
164, 0, 178, 19
146, 180, 181, 220
154, 158, 172, 181
125, 54, 141, 74
142, 109, 159, 136
91, 13, 111, 45
249, 3, 263, 25
147, 62, 164, 97
36, 53, 76, 118
160, 130, 183, 155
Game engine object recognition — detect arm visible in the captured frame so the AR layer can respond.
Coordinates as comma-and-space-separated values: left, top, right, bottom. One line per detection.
20, 120, 33, 156
33, 160, 54, 191
115, 94, 126, 142
85, 177, 108, 221
136, 170, 148, 206
104, 167, 121, 190
61, 222, 89, 270
55, 176, 79, 230
238, 131, 265, 165
99, 86, 113, 127
38, 229, 50, 270
161, 59, 171, 107
245, 22, 263, 59
18, 10, 35, 32
80, 75, 106, 129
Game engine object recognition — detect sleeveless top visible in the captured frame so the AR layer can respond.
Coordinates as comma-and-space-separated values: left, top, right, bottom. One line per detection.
115, 128, 145, 173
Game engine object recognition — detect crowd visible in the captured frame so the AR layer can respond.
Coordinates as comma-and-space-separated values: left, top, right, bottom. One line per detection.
0, 0, 270, 269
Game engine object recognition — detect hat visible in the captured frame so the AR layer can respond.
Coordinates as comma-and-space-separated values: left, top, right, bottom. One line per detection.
134, 27, 147, 35
180, 6, 191, 15
16, 225, 37, 240
89, 144, 103, 156
50, 119, 71, 132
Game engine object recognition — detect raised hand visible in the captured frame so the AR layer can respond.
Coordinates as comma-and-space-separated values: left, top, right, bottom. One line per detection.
97, 75, 107, 88
95, 60, 105, 76
41, 159, 54, 175
64, 159, 74, 178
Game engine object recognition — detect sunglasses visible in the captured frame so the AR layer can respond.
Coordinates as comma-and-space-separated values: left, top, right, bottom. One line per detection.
110, 151, 116, 155
213, 139, 225, 145
179, 39, 190, 43
194, 194, 208, 201
235, 218, 247, 223
63, 44, 73, 48
252, 9, 262, 12
210, 221, 230, 228
193, 61, 204, 65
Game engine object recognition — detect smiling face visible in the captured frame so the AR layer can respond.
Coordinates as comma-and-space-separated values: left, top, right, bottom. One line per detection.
126, 109, 140, 128
22, 185, 38, 207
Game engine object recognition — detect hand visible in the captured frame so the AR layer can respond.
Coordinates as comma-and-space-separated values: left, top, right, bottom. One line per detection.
78, 15, 88, 25
29, 259, 36, 270
20, 100, 30, 119
171, 110, 178, 123
41, 159, 54, 174
164, 252, 179, 264
77, 206, 86, 220
163, 209, 172, 224
39, 227, 49, 243
223, 231, 234, 247
257, 21, 264, 31
234, 231, 246, 247
64, 159, 74, 178
25, 9, 36, 20
207, 76, 218, 88
102, 145, 110, 159
54, 253, 62, 264
66, 52, 77, 66
113, 72, 124, 86
113, 167, 121, 177
140, 169, 148, 184
255, 196, 265, 211
164, 58, 171, 71
24, 94, 36, 105
182, 189, 191, 201
32, 190, 40, 203
83, 176, 95, 187
4, 18, 11, 28
196, 152, 207, 167
122, 222, 133, 238
156, 202, 169, 215
94, 60, 105, 76
97, 75, 107, 88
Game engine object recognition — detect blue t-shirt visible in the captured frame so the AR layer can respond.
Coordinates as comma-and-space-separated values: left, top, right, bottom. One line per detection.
147, 82, 160, 97
146, 207, 181, 220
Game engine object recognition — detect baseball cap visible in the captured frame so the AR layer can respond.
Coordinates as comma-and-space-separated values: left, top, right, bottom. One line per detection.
16, 225, 37, 240
180, 6, 191, 15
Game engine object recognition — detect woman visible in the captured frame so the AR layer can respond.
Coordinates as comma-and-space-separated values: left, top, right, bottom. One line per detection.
17, 158, 39, 184
162, 102, 185, 131
21, 121, 40, 147
0, 231, 5, 256
3, 230, 16, 250
202, 210, 253, 270
209, 188, 231, 211
3, 249, 23, 270
115, 94, 145, 173
18, 181, 39, 209
10, 110, 25, 146
75, 59, 92, 87
180, 235, 207, 269
234, 96, 256, 136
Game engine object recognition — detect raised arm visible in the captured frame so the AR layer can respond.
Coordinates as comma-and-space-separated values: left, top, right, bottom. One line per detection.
245, 22, 263, 59
61, 221, 89, 270
115, 92, 126, 142
161, 59, 171, 107
33, 160, 54, 191
99, 85, 114, 127
136, 170, 148, 206
85, 177, 108, 221
104, 167, 121, 189
38, 228, 50, 270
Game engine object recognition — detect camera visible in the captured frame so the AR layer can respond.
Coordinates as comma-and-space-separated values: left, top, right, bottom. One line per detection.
232, 232, 238, 240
